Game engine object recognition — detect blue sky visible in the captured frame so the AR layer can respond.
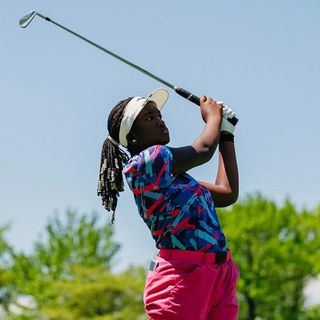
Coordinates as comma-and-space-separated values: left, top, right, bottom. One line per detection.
1, 1, 320, 277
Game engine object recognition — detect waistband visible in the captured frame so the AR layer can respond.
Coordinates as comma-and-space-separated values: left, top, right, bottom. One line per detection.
158, 248, 231, 264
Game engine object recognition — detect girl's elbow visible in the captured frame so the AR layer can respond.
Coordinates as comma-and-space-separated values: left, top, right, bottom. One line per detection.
192, 142, 216, 165
228, 189, 239, 205
229, 193, 238, 205
214, 191, 238, 208
197, 147, 215, 164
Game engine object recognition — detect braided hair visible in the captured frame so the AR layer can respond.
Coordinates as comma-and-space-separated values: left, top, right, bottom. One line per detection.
97, 97, 133, 223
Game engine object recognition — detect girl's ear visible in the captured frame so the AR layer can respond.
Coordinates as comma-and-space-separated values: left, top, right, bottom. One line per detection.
126, 132, 138, 145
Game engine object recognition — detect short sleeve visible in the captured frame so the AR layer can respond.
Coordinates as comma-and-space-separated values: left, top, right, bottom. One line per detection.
123, 144, 173, 190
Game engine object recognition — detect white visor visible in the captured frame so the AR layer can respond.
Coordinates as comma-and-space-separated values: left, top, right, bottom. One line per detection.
119, 88, 169, 147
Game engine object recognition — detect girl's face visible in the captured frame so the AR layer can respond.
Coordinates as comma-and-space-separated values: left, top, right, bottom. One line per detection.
128, 101, 170, 152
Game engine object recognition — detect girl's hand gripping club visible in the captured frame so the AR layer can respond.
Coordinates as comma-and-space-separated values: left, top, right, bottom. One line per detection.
174, 87, 238, 126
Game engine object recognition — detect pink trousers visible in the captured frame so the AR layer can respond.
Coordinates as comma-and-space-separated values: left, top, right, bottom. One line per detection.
143, 249, 240, 320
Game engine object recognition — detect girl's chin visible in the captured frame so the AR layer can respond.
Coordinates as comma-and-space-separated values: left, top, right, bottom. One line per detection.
162, 135, 170, 145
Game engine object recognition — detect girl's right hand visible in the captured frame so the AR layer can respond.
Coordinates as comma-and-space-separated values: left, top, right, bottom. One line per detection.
199, 96, 223, 123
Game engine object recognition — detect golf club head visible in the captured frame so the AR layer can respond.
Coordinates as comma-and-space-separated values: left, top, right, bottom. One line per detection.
19, 11, 37, 28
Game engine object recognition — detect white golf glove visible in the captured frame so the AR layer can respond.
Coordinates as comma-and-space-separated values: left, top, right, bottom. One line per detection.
219, 103, 237, 134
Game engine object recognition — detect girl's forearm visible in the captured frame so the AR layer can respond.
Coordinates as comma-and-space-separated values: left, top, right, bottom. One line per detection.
198, 139, 238, 207
215, 140, 239, 202
191, 117, 222, 163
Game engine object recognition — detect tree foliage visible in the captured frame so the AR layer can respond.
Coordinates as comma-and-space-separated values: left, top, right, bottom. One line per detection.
39, 265, 146, 320
10, 210, 147, 320
34, 210, 120, 273
218, 194, 320, 320
1, 195, 320, 319
0, 225, 14, 316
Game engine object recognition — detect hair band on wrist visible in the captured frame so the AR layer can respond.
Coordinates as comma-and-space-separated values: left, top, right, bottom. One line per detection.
219, 133, 234, 143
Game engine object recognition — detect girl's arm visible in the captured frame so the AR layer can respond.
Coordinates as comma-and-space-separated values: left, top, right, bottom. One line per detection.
198, 135, 239, 207
169, 96, 223, 175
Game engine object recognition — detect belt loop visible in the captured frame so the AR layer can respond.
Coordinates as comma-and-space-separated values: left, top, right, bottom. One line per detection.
216, 251, 228, 264
149, 259, 159, 271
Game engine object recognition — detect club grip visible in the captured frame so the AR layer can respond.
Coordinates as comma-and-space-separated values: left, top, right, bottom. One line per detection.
174, 87, 239, 125
175, 87, 200, 105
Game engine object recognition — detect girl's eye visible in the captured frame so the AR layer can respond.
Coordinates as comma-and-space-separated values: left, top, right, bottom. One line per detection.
146, 113, 161, 121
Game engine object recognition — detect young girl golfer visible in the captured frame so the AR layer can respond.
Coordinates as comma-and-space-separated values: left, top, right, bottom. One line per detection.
98, 88, 240, 320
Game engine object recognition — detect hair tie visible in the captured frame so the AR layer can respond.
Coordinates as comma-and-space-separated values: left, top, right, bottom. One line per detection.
107, 135, 121, 147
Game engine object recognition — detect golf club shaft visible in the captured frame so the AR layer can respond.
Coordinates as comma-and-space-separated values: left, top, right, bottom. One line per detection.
37, 13, 176, 88
24, 12, 238, 125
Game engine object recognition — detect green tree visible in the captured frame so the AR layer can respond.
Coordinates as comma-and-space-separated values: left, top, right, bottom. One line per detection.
11, 210, 147, 320
218, 194, 320, 320
34, 210, 120, 275
304, 305, 320, 320
40, 265, 147, 320
0, 225, 14, 317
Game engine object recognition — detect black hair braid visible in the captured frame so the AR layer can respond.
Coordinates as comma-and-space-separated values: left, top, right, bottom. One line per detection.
97, 97, 133, 223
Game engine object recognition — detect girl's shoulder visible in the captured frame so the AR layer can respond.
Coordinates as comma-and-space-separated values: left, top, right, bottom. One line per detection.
123, 144, 172, 176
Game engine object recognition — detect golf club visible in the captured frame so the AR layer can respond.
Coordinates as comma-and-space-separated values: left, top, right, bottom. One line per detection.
19, 10, 238, 125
